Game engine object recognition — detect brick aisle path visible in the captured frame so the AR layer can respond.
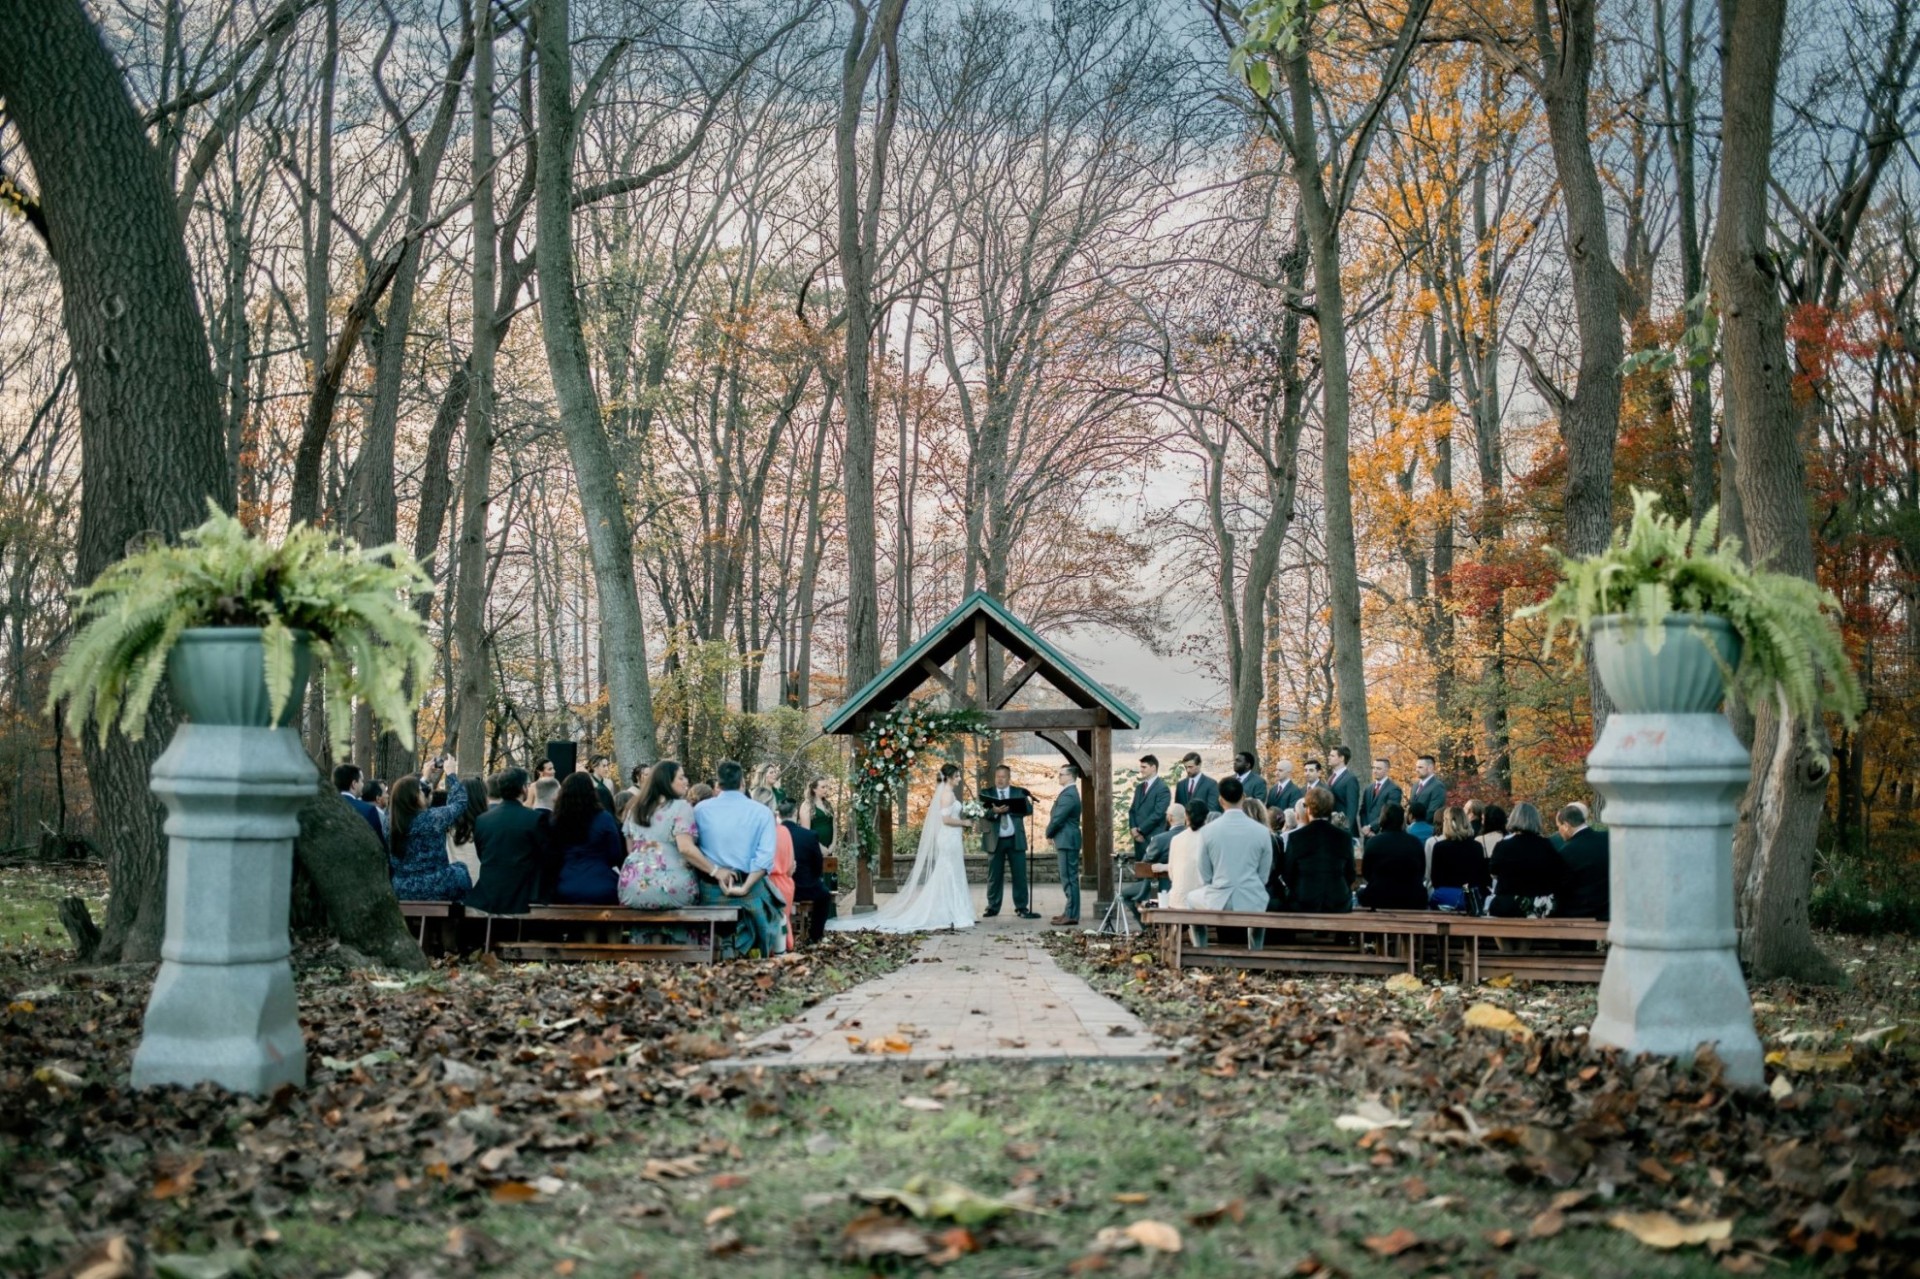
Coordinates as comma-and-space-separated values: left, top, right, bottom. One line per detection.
733, 886, 1168, 1067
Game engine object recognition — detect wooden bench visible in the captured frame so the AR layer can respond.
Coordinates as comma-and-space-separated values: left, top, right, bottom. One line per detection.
397, 901, 743, 964
1142, 908, 1609, 983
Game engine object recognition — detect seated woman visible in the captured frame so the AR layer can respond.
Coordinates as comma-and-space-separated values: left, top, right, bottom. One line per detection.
770, 817, 797, 948
445, 775, 490, 889
1427, 804, 1490, 912
1476, 803, 1508, 858
550, 772, 625, 905
1164, 799, 1209, 912
1281, 785, 1354, 912
389, 759, 472, 901
617, 761, 726, 946
1487, 801, 1566, 917
1359, 802, 1429, 910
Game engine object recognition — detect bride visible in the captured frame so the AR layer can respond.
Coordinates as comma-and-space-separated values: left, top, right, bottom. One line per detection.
827, 763, 975, 933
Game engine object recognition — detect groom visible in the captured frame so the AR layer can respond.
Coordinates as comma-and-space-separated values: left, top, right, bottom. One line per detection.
980, 764, 1037, 919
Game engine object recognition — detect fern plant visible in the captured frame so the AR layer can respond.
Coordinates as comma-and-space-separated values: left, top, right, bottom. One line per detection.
48, 503, 433, 754
1519, 489, 1863, 736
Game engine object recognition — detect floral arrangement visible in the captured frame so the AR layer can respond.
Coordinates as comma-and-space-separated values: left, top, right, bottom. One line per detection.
846, 704, 995, 859
959, 799, 988, 821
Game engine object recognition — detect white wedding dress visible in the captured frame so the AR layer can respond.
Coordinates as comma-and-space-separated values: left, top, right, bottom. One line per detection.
827, 782, 975, 933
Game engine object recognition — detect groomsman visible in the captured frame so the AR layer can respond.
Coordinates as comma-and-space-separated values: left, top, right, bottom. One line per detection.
1268, 759, 1304, 813
1127, 755, 1171, 857
981, 765, 1037, 919
1232, 751, 1269, 804
1302, 758, 1323, 790
1047, 765, 1084, 927
1174, 752, 1221, 816
1409, 755, 1446, 823
1358, 756, 1404, 838
1327, 747, 1362, 835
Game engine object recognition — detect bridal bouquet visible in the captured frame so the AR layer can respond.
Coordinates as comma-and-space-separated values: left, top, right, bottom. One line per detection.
959, 799, 988, 821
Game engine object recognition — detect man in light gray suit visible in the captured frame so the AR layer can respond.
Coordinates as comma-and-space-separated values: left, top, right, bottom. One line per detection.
1046, 764, 1084, 926
1188, 776, 1272, 911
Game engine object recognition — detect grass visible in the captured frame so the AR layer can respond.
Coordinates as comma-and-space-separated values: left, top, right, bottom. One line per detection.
251, 1061, 1762, 1278
0, 862, 105, 952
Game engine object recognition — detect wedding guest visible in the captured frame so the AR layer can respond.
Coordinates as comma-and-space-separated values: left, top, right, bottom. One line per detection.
1046, 764, 1084, 927
1408, 755, 1447, 827
1326, 747, 1362, 836
1406, 800, 1436, 844
464, 768, 551, 915
799, 778, 835, 849
752, 763, 786, 808
364, 779, 391, 838
688, 781, 716, 806
1166, 800, 1210, 913
1554, 804, 1610, 919
1466, 798, 1486, 836
770, 812, 798, 945
617, 761, 713, 908
1487, 802, 1566, 917
1124, 803, 1185, 920
1359, 802, 1428, 910
1175, 752, 1222, 816
335, 763, 385, 841
532, 777, 560, 811
1476, 804, 1508, 858
780, 796, 835, 945
550, 772, 625, 905
446, 775, 489, 888
587, 755, 619, 815
1188, 776, 1271, 910
692, 760, 787, 957
1268, 758, 1303, 813
389, 757, 471, 901
1427, 805, 1491, 911
533, 757, 556, 782
1358, 757, 1404, 840
1282, 786, 1354, 912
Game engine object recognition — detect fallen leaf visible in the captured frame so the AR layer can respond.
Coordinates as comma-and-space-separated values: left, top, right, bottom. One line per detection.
1334, 1099, 1412, 1132
1764, 1048, 1853, 1073
1484, 1228, 1517, 1249
1610, 1212, 1734, 1249
490, 1181, 540, 1203
899, 1096, 945, 1112
1530, 1208, 1566, 1238
704, 1205, 737, 1228
1363, 1227, 1422, 1257
1188, 1199, 1245, 1228
1463, 1002, 1533, 1040
1126, 1220, 1183, 1253
841, 1211, 932, 1262
66, 1237, 137, 1279
1112, 1192, 1150, 1205
1384, 973, 1424, 994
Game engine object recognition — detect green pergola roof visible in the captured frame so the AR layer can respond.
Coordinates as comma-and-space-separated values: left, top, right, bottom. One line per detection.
823, 591, 1141, 734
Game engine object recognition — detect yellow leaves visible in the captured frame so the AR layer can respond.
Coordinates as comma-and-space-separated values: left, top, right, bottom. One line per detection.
1090, 1220, 1183, 1255
1384, 972, 1425, 995
1463, 1002, 1533, 1041
848, 1034, 914, 1056
1609, 1211, 1733, 1249
1766, 1047, 1854, 1073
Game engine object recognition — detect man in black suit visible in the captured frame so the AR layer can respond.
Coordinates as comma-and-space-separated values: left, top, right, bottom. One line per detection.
1232, 751, 1269, 805
780, 798, 835, 944
1358, 756, 1404, 839
1127, 755, 1170, 858
464, 767, 551, 915
1409, 755, 1447, 825
334, 763, 386, 843
1268, 759, 1303, 814
1174, 752, 1221, 816
981, 764, 1037, 919
1554, 803, 1610, 919
1326, 747, 1362, 837
587, 754, 619, 815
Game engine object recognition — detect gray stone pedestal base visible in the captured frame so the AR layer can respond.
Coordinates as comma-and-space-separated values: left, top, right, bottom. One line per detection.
1587, 712, 1764, 1087
131, 724, 314, 1093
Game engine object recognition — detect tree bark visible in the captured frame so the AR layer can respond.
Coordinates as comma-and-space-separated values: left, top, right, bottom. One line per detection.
534, 0, 658, 769
0, 0, 235, 964
293, 781, 428, 970
836, 0, 908, 692
1712, 0, 1842, 984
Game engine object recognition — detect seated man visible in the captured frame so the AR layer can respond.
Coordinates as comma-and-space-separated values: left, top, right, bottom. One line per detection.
692, 760, 788, 957
1122, 803, 1188, 920
779, 797, 835, 946
464, 768, 551, 915
1554, 804, 1610, 919
1188, 776, 1272, 912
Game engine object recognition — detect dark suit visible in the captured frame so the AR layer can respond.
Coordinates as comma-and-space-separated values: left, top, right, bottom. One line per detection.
1235, 771, 1269, 804
1281, 819, 1354, 912
1175, 773, 1222, 815
1555, 826, 1610, 919
1327, 768, 1362, 835
1358, 777, 1404, 835
1359, 831, 1429, 910
981, 785, 1033, 915
341, 791, 385, 843
1269, 779, 1304, 813
1408, 774, 1447, 824
1047, 784, 1083, 920
1488, 832, 1566, 917
1127, 777, 1170, 856
593, 777, 618, 816
782, 819, 834, 943
464, 799, 551, 915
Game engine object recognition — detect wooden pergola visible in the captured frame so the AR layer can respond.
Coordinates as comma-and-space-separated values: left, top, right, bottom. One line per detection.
824, 592, 1141, 913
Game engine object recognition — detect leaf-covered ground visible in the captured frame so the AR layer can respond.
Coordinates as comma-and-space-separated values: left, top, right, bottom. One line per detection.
3, 856, 1917, 1278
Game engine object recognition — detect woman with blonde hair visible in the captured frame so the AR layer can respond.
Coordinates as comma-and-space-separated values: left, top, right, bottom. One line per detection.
1427, 804, 1490, 913
799, 776, 835, 848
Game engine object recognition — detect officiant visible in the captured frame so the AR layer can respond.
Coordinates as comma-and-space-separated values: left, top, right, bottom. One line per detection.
981, 764, 1037, 919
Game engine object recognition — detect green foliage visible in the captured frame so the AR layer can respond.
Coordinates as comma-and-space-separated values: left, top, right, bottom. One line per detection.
1227, 0, 1333, 97
1812, 833, 1920, 936
1620, 288, 1719, 376
47, 504, 433, 755
1519, 489, 1864, 739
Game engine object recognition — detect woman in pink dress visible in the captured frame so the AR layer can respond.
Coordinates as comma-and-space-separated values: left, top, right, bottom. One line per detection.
771, 820, 797, 951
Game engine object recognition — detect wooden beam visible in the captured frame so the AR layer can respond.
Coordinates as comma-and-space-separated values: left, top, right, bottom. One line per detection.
1091, 725, 1114, 914
990, 654, 1043, 708
919, 658, 955, 692
1036, 729, 1093, 775
973, 614, 991, 709
984, 708, 1110, 731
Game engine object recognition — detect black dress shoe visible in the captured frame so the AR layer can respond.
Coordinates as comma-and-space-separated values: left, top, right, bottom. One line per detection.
981, 911, 1000, 918
1016, 910, 1041, 919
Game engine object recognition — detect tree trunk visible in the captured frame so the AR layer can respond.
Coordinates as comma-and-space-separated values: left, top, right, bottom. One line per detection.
0, 0, 235, 964
293, 781, 428, 970
836, 0, 908, 691
1712, 0, 1842, 984
534, 0, 658, 768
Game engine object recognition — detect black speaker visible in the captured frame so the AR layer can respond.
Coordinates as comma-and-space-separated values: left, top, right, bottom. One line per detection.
545, 739, 578, 778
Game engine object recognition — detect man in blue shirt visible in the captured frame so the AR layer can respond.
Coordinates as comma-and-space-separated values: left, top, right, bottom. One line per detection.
693, 760, 784, 954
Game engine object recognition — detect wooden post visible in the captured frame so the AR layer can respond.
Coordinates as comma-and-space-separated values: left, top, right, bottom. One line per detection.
855, 799, 878, 914
876, 794, 896, 893
1092, 724, 1114, 915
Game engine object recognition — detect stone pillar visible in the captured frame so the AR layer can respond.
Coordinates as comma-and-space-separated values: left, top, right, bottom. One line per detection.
131, 723, 314, 1093
1587, 713, 1764, 1087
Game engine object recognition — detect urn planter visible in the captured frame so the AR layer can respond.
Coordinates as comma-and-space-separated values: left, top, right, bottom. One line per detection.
166, 627, 312, 727
1589, 614, 1739, 714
